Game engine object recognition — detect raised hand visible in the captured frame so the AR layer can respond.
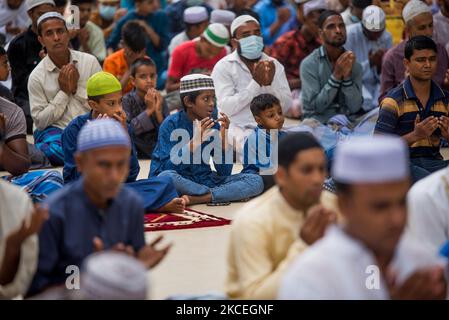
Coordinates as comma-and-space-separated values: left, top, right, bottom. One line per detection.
300, 204, 337, 245
137, 235, 172, 269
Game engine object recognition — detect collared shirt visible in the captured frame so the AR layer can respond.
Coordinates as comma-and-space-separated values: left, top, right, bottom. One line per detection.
279, 226, 446, 299
122, 89, 169, 158
211, 51, 292, 130
380, 40, 449, 99
375, 78, 449, 159
79, 21, 107, 62
28, 49, 102, 131
106, 9, 170, 73
61, 112, 140, 184
269, 30, 321, 82
226, 186, 338, 299
407, 167, 449, 254
168, 31, 189, 56
150, 110, 233, 188
345, 23, 393, 111
434, 11, 449, 56
27, 178, 145, 296
300, 46, 363, 123
253, 0, 296, 46
0, 180, 36, 299
242, 126, 286, 174
7, 26, 42, 106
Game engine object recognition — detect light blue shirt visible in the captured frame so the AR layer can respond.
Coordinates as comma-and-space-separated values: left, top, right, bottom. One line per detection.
345, 23, 393, 111
254, 0, 296, 46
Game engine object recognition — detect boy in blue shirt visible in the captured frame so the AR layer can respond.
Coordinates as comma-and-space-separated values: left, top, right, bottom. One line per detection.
150, 74, 264, 205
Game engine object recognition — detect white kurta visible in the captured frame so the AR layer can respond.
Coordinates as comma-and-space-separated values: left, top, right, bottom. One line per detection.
407, 167, 449, 254
211, 51, 292, 152
279, 226, 446, 300
0, 180, 37, 299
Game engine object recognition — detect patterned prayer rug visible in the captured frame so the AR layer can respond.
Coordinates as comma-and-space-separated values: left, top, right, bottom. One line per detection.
144, 208, 231, 232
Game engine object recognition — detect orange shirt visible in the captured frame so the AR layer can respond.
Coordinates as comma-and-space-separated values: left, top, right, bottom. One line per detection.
103, 49, 133, 93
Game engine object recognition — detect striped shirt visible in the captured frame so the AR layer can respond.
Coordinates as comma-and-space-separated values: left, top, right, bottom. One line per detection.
375, 78, 449, 159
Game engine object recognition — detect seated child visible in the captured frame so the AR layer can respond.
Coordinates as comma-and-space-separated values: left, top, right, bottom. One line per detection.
62, 71, 186, 213
150, 74, 264, 205
242, 94, 287, 191
122, 57, 169, 158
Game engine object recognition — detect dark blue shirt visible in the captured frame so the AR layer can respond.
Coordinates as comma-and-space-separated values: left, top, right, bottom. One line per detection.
149, 110, 233, 188
27, 178, 145, 295
242, 126, 286, 174
165, 0, 212, 39
62, 112, 140, 183
106, 9, 169, 73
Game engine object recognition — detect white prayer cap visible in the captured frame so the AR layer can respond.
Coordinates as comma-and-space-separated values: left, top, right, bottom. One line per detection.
180, 73, 215, 93
402, 0, 431, 23
362, 5, 386, 32
332, 136, 409, 184
202, 23, 229, 47
81, 252, 148, 300
211, 9, 236, 26
230, 14, 259, 37
37, 11, 66, 28
77, 118, 131, 153
26, 0, 55, 11
303, 0, 327, 17
183, 6, 208, 24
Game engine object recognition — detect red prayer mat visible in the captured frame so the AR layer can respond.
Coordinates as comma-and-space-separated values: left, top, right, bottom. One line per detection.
144, 208, 231, 232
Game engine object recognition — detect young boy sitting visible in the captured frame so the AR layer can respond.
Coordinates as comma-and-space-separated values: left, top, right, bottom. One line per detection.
0, 46, 13, 102
62, 71, 186, 213
150, 74, 264, 205
242, 93, 287, 191
122, 57, 169, 159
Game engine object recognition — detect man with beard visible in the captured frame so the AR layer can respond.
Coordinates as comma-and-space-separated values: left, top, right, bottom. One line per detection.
300, 9, 363, 124
433, 0, 449, 56
211, 15, 292, 154
226, 132, 338, 299
279, 135, 448, 300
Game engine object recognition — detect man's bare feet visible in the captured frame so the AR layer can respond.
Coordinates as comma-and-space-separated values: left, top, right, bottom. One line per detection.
182, 193, 213, 205
157, 198, 186, 213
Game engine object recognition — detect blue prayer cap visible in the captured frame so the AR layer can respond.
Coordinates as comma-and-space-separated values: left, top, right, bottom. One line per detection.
77, 119, 131, 153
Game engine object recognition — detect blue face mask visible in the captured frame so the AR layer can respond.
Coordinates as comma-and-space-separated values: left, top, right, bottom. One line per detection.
99, 4, 116, 20
238, 35, 264, 60
350, 15, 360, 23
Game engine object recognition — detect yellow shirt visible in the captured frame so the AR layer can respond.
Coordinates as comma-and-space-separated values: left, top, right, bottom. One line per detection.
225, 186, 338, 299
376, 0, 408, 45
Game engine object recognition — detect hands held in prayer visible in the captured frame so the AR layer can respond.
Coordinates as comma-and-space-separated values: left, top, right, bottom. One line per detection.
114, 8, 128, 22
112, 110, 128, 129
387, 266, 447, 300
5, 22, 24, 36
300, 205, 337, 246
252, 60, 276, 87
413, 114, 439, 140
217, 112, 230, 149
369, 49, 385, 74
93, 235, 171, 269
333, 51, 355, 80
276, 7, 292, 24
438, 115, 449, 141
58, 63, 79, 95
191, 117, 216, 152
78, 28, 90, 48
7, 204, 49, 245
0, 113, 5, 137
444, 69, 449, 88
144, 88, 163, 117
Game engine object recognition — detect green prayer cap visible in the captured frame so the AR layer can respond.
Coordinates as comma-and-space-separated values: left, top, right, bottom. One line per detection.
87, 71, 122, 97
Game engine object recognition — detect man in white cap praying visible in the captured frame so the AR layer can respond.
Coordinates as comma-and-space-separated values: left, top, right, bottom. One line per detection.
28, 11, 102, 166
7, 0, 55, 133
381, 0, 449, 99
166, 23, 229, 93
211, 15, 292, 154
279, 135, 448, 300
168, 6, 209, 56
27, 118, 170, 297
345, 5, 392, 111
